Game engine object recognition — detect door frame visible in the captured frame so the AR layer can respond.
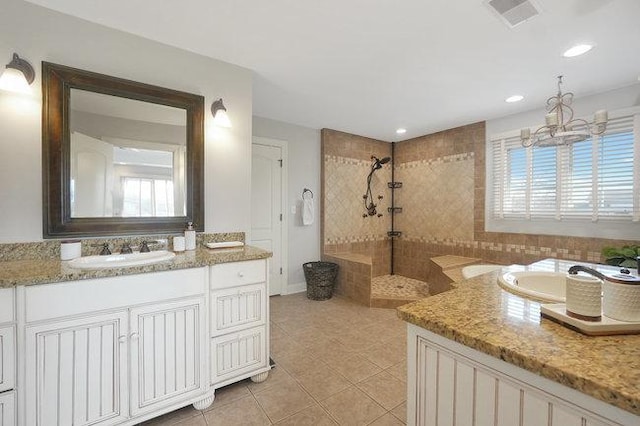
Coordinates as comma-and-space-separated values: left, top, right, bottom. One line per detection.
251, 136, 288, 295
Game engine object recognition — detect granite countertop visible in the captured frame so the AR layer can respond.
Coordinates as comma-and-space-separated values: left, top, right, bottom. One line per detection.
0, 245, 271, 288
397, 259, 640, 417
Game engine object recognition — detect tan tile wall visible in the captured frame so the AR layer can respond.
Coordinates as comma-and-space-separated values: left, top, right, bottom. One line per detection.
322, 253, 372, 306
394, 153, 474, 242
321, 129, 392, 275
321, 122, 639, 285
325, 239, 391, 277
321, 129, 393, 286
324, 155, 391, 244
392, 121, 639, 281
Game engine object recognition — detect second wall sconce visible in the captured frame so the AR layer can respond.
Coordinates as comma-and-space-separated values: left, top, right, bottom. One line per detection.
211, 98, 232, 128
0, 53, 35, 95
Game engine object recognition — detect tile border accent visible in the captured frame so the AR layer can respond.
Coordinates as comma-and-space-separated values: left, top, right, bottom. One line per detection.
396, 152, 474, 168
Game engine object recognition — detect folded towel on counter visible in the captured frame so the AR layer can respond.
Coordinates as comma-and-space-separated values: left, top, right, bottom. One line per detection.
205, 241, 244, 249
302, 197, 314, 226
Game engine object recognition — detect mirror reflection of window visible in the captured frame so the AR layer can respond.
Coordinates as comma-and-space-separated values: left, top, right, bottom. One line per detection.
113, 146, 177, 217
122, 177, 175, 217
69, 89, 187, 218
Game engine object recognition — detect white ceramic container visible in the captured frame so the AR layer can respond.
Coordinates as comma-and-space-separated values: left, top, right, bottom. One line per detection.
565, 274, 602, 320
60, 240, 82, 260
603, 280, 640, 322
173, 236, 186, 252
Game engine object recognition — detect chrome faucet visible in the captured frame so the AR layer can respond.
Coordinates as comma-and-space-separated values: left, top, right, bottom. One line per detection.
568, 265, 640, 284
120, 243, 133, 254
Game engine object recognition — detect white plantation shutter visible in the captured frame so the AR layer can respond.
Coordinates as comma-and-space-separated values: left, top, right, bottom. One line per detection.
492, 113, 639, 223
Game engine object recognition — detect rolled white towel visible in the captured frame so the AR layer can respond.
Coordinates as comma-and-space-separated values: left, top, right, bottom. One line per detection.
302, 197, 314, 226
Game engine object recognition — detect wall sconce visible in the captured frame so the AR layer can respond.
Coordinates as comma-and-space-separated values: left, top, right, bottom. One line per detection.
211, 98, 231, 128
0, 53, 35, 95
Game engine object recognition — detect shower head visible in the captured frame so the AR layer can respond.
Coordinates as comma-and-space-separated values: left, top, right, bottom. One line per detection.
371, 156, 391, 170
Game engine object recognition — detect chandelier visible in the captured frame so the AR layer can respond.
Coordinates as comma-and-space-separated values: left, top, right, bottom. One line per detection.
520, 76, 608, 148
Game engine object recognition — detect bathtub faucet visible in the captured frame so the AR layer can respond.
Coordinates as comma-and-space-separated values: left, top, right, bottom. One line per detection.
568, 264, 640, 284
567, 265, 607, 281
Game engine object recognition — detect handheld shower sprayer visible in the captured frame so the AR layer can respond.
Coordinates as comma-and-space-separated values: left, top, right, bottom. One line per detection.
371, 156, 391, 170
363, 156, 391, 216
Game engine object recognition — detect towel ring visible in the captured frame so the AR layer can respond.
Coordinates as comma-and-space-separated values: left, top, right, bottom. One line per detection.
302, 188, 313, 199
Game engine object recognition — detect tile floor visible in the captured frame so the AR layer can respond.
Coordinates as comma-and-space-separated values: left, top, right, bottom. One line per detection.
144, 292, 408, 425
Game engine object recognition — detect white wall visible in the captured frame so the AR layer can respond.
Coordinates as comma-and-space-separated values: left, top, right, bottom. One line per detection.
0, 0, 253, 242
252, 116, 321, 292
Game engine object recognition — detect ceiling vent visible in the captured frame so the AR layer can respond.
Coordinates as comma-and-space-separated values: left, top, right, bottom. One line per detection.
484, 0, 541, 28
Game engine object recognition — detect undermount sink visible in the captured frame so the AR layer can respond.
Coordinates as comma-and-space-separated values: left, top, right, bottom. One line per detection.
67, 250, 176, 270
498, 271, 566, 303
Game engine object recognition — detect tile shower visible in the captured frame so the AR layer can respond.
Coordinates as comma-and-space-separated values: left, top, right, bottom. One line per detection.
321, 123, 636, 308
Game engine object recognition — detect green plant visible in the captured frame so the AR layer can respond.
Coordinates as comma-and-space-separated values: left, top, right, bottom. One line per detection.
601, 245, 640, 268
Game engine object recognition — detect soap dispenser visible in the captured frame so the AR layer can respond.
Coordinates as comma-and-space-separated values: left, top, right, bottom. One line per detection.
185, 222, 196, 250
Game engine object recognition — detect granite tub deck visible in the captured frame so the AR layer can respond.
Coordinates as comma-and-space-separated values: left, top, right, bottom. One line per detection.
0, 245, 271, 287
397, 259, 640, 417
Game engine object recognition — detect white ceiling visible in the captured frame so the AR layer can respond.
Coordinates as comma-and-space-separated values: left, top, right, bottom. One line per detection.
24, 0, 640, 140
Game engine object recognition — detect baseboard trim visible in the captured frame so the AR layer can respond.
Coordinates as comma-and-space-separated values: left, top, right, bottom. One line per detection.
284, 282, 306, 295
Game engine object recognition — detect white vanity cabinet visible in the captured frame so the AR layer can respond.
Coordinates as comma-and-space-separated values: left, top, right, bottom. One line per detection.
408, 324, 640, 426
20, 267, 212, 426
129, 298, 204, 417
0, 288, 16, 426
24, 311, 129, 426
209, 260, 270, 388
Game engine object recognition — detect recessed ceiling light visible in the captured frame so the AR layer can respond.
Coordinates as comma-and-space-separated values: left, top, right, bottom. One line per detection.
396, 128, 407, 134
563, 44, 593, 58
505, 95, 524, 103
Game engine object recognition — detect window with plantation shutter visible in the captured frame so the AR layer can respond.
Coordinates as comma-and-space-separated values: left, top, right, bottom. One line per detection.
488, 111, 640, 239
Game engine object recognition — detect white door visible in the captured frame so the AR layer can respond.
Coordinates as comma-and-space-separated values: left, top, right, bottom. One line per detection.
129, 297, 206, 417
24, 312, 129, 426
251, 140, 285, 295
70, 131, 114, 217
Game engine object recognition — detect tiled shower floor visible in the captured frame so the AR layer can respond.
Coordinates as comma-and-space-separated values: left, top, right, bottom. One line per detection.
371, 274, 429, 299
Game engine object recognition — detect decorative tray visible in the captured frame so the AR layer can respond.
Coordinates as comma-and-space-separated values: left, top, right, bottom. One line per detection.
540, 303, 640, 336
205, 241, 245, 249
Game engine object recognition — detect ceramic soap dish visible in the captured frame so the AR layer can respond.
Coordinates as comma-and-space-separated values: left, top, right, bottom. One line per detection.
205, 241, 245, 250
541, 303, 640, 336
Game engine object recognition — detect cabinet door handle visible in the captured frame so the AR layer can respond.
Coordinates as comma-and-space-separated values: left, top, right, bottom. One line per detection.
118, 335, 127, 343
238, 272, 245, 278
130, 332, 140, 341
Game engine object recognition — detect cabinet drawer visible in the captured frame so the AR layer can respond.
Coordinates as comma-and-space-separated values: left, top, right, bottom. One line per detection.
210, 260, 266, 290
211, 284, 266, 336
0, 327, 14, 393
0, 391, 15, 426
0, 289, 14, 324
211, 326, 267, 385
26, 267, 206, 322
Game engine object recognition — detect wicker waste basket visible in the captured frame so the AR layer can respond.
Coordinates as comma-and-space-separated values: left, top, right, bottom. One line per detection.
303, 261, 338, 301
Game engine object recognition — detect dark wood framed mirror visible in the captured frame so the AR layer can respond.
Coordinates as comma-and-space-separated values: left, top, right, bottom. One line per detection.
42, 62, 204, 238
